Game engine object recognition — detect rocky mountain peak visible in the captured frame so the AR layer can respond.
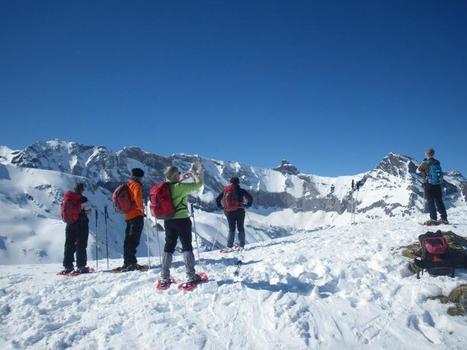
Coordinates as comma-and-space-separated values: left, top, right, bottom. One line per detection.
375, 153, 418, 177
274, 160, 300, 175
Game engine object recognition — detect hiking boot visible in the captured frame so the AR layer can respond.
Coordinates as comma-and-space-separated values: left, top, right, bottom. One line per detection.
424, 219, 439, 226
76, 266, 90, 274
121, 264, 137, 272
440, 219, 449, 225
134, 264, 147, 271
187, 273, 202, 283
158, 277, 172, 287
61, 267, 74, 274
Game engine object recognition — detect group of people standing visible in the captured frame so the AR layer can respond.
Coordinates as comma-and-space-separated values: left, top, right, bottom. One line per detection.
60, 147, 449, 280
60, 166, 253, 284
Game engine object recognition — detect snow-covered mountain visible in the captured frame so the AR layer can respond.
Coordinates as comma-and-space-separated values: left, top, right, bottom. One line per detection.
0, 140, 466, 264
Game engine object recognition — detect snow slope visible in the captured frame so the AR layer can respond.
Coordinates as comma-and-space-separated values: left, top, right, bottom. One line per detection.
1, 209, 466, 349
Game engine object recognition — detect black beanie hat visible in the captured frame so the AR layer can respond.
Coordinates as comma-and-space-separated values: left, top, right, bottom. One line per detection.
74, 182, 85, 193
230, 177, 240, 185
131, 168, 145, 178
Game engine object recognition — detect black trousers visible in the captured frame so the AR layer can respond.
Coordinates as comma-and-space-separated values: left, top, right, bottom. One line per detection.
226, 209, 246, 248
63, 217, 89, 269
124, 216, 144, 266
164, 217, 193, 253
425, 184, 447, 221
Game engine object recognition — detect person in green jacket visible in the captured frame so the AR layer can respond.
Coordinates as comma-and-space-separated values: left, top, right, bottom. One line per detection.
159, 165, 203, 286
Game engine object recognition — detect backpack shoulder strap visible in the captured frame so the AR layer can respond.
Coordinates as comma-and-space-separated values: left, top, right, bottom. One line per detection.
168, 182, 188, 213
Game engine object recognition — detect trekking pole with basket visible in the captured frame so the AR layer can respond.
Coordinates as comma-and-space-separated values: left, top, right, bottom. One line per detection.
154, 218, 163, 267
191, 202, 201, 260
95, 209, 99, 271
144, 201, 151, 268
245, 210, 261, 243
104, 206, 110, 269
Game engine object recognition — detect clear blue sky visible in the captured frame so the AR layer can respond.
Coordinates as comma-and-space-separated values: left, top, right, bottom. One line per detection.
1, 1, 466, 176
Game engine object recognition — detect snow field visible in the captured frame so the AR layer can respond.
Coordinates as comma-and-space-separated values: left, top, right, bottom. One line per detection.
1, 210, 466, 349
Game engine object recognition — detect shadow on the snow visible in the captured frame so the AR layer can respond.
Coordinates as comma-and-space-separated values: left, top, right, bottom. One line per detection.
246, 237, 310, 251
199, 257, 262, 267
218, 276, 316, 296
147, 258, 262, 270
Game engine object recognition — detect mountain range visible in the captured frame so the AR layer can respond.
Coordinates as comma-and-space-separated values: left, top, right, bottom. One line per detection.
0, 140, 465, 264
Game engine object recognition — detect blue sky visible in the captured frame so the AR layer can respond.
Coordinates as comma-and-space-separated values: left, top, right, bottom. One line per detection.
1, 1, 466, 176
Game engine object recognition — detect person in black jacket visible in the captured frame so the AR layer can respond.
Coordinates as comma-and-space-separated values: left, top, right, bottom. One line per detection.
216, 177, 253, 249
62, 182, 92, 273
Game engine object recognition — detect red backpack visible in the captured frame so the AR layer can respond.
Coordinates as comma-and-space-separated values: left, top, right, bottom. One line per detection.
112, 184, 135, 213
414, 231, 455, 278
149, 183, 176, 219
61, 191, 82, 223
222, 184, 243, 212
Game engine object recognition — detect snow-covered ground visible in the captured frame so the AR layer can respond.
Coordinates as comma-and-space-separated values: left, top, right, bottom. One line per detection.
1, 210, 466, 349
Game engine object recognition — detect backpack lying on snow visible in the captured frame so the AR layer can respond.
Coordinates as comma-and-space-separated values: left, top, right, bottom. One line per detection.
414, 231, 456, 278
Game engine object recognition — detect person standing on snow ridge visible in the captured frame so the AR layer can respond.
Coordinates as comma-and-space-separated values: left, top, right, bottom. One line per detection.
159, 166, 204, 286
216, 177, 253, 249
417, 148, 448, 225
61, 182, 91, 274
120, 167, 145, 271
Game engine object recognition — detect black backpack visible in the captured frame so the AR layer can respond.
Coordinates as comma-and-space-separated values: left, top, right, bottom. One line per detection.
414, 231, 455, 278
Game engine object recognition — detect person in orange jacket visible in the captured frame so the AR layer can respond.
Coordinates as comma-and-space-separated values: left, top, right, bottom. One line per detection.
121, 168, 145, 271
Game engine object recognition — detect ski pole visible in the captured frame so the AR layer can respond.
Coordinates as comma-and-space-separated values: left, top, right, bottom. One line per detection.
191, 203, 201, 260
155, 218, 162, 267
245, 210, 260, 243
95, 209, 98, 271
210, 218, 219, 251
145, 203, 151, 268
146, 226, 151, 268
104, 206, 109, 269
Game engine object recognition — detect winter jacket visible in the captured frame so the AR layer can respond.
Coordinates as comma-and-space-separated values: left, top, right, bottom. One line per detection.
79, 195, 91, 220
125, 178, 144, 221
167, 180, 204, 220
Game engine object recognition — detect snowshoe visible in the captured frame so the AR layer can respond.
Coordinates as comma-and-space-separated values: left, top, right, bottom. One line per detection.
113, 264, 148, 273
220, 245, 242, 254
420, 219, 440, 226
58, 267, 95, 276
70, 267, 95, 276
75, 266, 91, 274
178, 272, 209, 291
155, 277, 176, 291
57, 267, 74, 276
